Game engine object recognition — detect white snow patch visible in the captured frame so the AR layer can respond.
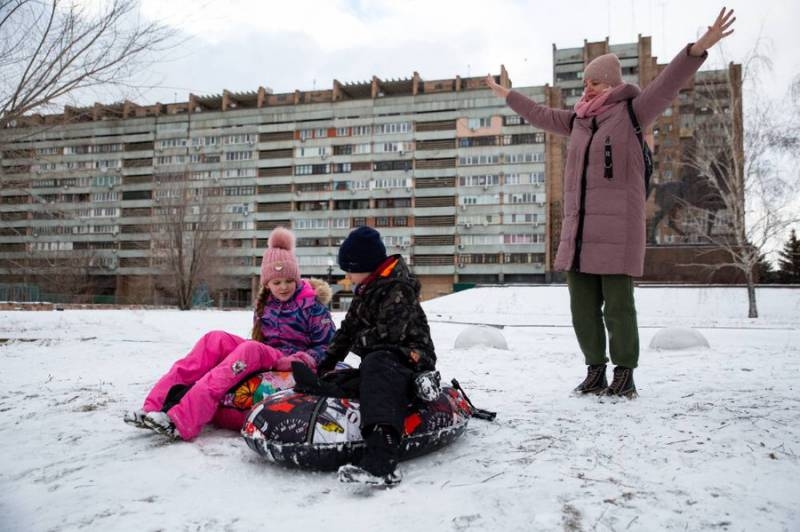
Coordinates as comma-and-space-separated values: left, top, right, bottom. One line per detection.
649, 326, 711, 350
454, 325, 508, 350
0, 285, 798, 531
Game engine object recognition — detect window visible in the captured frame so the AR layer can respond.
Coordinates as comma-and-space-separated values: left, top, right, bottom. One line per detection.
349, 179, 370, 191
508, 213, 540, 224
503, 233, 545, 244
460, 136, 498, 148
509, 192, 532, 204
467, 117, 493, 129
224, 133, 255, 145
296, 146, 330, 158
459, 175, 500, 187
159, 138, 187, 148
373, 160, 411, 172
506, 152, 544, 164
459, 194, 500, 206
333, 144, 353, 155
223, 168, 256, 178
460, 234, 503, 245
295, 218, 331, 230
376, 142, 403, 153
91, 192, 120, 202
225, 151, 253, 161
95, 159, 121, 169
459, 154, 500, 166
374, 122, 411, 135
373, 177, 409, 189
223, 186, 256, 196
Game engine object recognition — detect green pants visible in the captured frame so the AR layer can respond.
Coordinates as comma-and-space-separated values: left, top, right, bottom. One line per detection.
566, 271, 639, 368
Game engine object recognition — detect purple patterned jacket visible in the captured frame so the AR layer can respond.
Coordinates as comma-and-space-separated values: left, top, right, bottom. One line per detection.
255, 278, 335, 366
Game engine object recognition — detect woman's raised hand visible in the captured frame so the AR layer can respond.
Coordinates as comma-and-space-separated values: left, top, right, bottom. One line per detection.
691, 7, 735, 56
485, 74, 510, 99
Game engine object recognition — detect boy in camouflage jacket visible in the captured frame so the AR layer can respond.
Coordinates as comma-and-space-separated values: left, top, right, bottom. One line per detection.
317, 226, 437, 486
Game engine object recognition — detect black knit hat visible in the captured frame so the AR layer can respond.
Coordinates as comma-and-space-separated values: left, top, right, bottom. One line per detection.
338, 226, 387, 273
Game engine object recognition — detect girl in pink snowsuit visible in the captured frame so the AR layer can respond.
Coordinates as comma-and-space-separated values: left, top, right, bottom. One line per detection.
124, 227, 336, 441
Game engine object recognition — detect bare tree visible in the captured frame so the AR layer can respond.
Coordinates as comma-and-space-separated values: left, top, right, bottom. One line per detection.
0, 0, 175, 129
678, 46, 800, 317
0, 0, 176, 303
151, 177, 229, 310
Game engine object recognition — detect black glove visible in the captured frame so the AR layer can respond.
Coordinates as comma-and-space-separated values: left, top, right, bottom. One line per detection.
316, 355, 340, 376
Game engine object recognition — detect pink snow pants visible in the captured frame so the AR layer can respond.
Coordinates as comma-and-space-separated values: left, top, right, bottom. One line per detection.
142, 330, 282, 440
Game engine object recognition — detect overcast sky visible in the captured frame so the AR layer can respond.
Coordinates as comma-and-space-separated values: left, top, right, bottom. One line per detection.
122, 0, 797, 105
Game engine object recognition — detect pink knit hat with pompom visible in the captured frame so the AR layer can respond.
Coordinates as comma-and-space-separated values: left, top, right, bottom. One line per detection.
260, 227, 300, 285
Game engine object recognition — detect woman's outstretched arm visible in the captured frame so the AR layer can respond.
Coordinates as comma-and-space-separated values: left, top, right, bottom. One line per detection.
690, 7, 736, 56
634, 7, 735, 127
486, 75, 510, 99
486, 74, 573, 135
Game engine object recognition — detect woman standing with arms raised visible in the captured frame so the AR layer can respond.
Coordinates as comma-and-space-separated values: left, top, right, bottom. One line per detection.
486, 8, 735, 398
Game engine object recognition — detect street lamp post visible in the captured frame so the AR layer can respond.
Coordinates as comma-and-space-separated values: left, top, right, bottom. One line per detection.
326, 258, 334, 284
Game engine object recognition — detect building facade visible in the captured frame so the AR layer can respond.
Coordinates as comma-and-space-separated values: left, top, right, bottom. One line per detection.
1, 71, 563, 304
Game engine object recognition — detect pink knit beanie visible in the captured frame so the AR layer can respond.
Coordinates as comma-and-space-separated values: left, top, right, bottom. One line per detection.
584, 53, 623, 86
260, 227, 300, 285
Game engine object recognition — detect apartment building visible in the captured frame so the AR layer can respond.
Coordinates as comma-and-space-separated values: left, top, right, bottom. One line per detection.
553, 36, 744, 282
0, 70, 563, 305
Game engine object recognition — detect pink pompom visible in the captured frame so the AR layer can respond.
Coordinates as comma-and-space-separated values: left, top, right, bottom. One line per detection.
268, 227, 295, 251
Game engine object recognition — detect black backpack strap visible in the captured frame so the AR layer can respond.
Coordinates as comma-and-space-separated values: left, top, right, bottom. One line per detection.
568, 112, 577, 132
625, 98, 644, 146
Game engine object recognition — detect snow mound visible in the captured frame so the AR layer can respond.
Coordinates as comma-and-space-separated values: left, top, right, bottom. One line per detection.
454, 325, 508, 350
649, 327, 710, 350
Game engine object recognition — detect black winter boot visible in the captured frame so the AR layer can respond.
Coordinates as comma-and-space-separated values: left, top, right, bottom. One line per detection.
601, 366, 638, 399
338, 425, 402, 486
574, 364, 607, 395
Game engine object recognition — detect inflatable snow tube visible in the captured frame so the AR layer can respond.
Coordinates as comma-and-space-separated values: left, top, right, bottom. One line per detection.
241, 386, 472, 470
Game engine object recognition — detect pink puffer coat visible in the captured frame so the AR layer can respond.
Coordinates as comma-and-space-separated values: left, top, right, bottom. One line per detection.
506, 44, 706, 276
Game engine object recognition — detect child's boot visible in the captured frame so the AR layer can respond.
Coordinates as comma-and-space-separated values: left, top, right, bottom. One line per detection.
142, 411, 181, 440
123, 409, 148, 428
338, 425, 402, 486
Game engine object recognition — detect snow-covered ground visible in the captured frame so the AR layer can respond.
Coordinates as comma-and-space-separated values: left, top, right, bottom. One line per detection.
0, 285, 798, 531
